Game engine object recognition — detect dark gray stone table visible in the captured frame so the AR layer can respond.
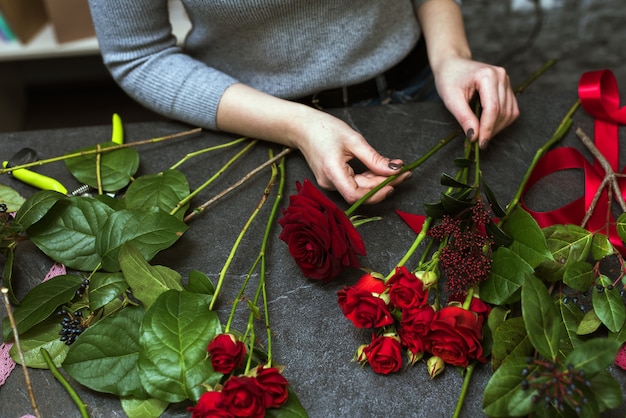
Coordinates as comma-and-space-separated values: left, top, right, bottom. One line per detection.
1, 89, 625, 417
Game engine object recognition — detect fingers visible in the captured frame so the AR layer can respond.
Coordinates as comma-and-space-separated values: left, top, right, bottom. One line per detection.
441, 63, 519, 149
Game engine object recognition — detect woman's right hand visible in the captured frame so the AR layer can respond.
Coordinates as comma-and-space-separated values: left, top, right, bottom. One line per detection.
216, 83, 411, 204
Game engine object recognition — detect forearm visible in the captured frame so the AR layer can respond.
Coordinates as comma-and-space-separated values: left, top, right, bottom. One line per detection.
216, 83, 319, 149
416, 0, 471, 72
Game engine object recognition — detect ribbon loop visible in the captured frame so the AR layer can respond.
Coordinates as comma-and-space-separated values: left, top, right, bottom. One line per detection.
521, 69, 626, 253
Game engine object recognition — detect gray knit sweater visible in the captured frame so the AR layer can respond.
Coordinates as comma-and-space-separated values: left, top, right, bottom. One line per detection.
88, 0, 429, 130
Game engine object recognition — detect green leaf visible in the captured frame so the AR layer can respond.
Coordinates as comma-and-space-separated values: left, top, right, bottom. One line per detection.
265, 388, 309, 418
616, 212, 626, 244
63, 306, 147, 398
65, 142, 139, 192
482, 355, 539, 417
522, 274, 560, 361
439, 172, 471, 188
565, 338, 620, 376
536, 224, 592, 282
27, 196, 115, 270
121, 397, 169, 418
491, 317, 534, 370
591, 233, 614, 260
0, 183, 25, 212
557, 297, 585, 350
502, 207, 553, 268
2, 274, 84, 340
89, 272, 129, 311
9, 317, 69, 368
125, 169, 190, 219
440, 188, 474, 214
119, 243, 183, 309
480, 246, 533, 305
138, 289, 222, 403
591, 280, 626, 333
577, 309, 602, 335
96, 207, 188, 272
481, 179, 506, 218
13, 190, 66, 231
563, 261, 594, 291
586, 369, 623, 411
185, 270, 216, 295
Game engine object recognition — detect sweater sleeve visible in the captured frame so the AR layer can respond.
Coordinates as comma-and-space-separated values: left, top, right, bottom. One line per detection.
87, 0, 238, 130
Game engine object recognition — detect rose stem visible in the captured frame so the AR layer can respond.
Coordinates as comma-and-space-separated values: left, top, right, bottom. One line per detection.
183, 147, 292, 222
40, 348, 88, 418
502, 100, 581, 224
0, 128, 202, 175
1, 287, 41, 418
208, 153, 277, 311
169, 136, 249, 170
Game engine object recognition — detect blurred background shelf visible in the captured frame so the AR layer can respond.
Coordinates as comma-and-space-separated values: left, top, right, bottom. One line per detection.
0, 0, 190, 61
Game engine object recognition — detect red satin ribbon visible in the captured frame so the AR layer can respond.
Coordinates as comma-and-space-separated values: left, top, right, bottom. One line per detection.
521, 69, 626, 252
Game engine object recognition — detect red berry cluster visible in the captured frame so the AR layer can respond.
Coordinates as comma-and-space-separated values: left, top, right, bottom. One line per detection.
429, 203, 494, 294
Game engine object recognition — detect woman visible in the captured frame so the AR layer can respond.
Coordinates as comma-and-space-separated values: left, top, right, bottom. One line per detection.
88, 0, 518, 204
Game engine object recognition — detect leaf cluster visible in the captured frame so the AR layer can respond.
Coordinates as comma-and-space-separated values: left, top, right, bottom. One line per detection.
480, 207, 625, 417
0, 140, 307, 417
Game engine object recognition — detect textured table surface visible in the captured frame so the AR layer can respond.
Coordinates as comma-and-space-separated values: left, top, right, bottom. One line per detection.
1, 89, 625, 417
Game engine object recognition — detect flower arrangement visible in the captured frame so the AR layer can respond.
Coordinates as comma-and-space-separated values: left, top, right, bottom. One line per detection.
277, 67, 626, 417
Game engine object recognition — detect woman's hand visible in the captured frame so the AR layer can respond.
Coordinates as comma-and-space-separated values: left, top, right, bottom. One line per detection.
417, 0, 520, 148
216, 83, 411, 204
433, 56, 519, 148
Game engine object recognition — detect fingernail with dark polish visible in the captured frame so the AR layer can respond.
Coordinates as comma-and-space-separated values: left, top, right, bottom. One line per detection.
479, 139, 489, 150
388, 162, 403, 170
466, 128, 475, 140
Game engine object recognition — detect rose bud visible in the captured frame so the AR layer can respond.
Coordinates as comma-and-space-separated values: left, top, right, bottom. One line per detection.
416, 270, 439, 289
427, 356, 445, 379
207, 333, 247, 374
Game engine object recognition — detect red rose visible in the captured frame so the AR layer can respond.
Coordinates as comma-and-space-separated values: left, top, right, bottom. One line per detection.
188, 390, 234, 418
253, 365, 289, 408
362, 334, 403, 374
448, 293, 492, 323
398, 305, 435, 354
425, 306, 485, 368
207, 333, 247, 374
220, 375, 265, 418
337, 275, 393, 329
278, 179, 366, 281
387, 266, 429, 310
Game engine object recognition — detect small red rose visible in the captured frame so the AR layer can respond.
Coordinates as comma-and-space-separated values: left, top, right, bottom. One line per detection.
362, 334, 403, 374
207, 333, 247, 374
220, 375, 266, 418
387, 266, 429, 310
398, 305, 435, 354
188, 390, 234, 418
337, 274, 394, 329
253, 365, 290, 409
426, 306, 485, 368
278, 179, 366, 281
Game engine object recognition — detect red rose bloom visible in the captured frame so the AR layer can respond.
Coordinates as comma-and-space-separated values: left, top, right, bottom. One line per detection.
398, 305, 435, 354
362, 334, 403, 375
207, 333, 247, 374
278, 180, 366, 281
220, 375, 265, 418
425, 306, 485, 368
337, 275, 393, 329
188, 390, 234, 418
387, 266, 429, 310
448, 293, 492, 324
253, 365, 289, 408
